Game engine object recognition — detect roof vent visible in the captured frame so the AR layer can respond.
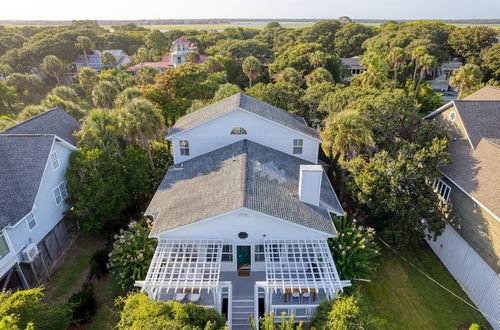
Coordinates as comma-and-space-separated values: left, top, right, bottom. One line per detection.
299, 165, 323, 206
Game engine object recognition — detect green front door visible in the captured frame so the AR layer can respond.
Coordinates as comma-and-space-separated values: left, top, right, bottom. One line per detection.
237, 246, 251, 269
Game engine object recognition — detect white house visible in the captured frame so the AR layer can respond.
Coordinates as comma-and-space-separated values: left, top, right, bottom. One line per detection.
0, 108, 80, 290
340, 56, 365, 80
137, 94, 349, 329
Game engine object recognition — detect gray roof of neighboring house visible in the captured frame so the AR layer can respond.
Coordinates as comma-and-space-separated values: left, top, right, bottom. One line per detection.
167, 93, 320, 140
147, 139, 343, 236
1, 108, 80, 146
340, 56, 363, 68
75, 49, 131, 70
0, 135, 55, 230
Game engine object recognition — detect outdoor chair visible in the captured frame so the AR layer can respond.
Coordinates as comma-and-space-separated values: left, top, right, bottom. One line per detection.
302, 292, 311, 303
189, 292, 201, 302
291, 292, 300, 302
174, 292, 186, 302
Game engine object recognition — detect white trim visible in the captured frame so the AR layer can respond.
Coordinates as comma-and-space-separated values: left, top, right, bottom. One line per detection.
453, 104, 475, 149
167, 107, 322, 143
441, 172, 500, 222
423, 101, 454, 119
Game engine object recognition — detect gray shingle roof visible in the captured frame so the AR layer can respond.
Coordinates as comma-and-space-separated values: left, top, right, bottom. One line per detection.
147, 139, 342, 236
453, 101, 500, 149
340, 56, 363, 68
75, 49, 131, 70
167, 93, 320, 140
0, 135, 55, 230
1, 108, 80, 146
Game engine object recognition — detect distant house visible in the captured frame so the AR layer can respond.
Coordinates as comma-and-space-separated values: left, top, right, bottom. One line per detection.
426, 59, 462, 92
424, 86, 500, 329
74, 49, 132, 71
0, 108, 80, 290
340, 56, 365, 80
126, 38, 206, 72
136, 93, 349, 328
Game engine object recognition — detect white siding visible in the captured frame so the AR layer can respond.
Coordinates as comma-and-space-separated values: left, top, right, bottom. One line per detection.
170, 109, 319, 164
427, 224, 500, 329
5, 140, 73, 261
157, 208, 331, 272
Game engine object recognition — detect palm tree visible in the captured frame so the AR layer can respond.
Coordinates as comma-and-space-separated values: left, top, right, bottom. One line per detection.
116, 98, 164, 169
359, 53, 389, 89
242, 56, 262, 87
92, 80, 119, 108
386, 47, 406, 89
76, 109, 121, 151
75, 36, 93, 67
322, 109, 374, 169
415, 54, 436, 94
101, 52, 117, 69
40, 55, 65, 86
411, 46, 427, 82
450, 63, 484, 99
309, 50, 327, 69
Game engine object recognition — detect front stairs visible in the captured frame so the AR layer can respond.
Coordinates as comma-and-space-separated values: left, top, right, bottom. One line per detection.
231, 295, 254, 330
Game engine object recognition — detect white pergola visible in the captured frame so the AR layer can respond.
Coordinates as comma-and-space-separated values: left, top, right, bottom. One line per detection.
263, 239, 345, 299
138, 239, 224, 301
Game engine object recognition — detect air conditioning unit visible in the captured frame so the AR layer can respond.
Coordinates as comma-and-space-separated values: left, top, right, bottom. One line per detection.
22, 243, 39, 263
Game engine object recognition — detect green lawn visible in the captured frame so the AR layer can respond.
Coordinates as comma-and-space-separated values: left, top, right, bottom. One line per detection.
360, 245, 487, 329
87, 274, 125, 330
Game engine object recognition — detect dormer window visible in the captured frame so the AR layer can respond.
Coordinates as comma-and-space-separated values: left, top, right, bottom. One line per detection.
293, 139, 303, 155
231, 127, 247, 135
50, 151, 59, 170
180, 140, 190, 156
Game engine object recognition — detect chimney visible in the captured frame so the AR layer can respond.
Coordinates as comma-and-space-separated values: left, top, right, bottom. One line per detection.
299, 165, 323, 206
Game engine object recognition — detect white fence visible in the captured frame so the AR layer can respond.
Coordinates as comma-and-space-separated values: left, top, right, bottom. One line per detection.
427, 224, 500, 329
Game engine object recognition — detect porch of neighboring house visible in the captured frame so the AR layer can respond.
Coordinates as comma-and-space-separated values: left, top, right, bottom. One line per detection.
136, 239, 350, 330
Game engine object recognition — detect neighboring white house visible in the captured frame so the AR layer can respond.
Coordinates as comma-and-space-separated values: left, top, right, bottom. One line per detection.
0, 108, 80, 290
340, 56, 365, 80
137, 94, 349, 329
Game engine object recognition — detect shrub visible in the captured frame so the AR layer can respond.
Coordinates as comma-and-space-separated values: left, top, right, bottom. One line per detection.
328, 213, 379, 280
67, 288, 96, 324
90, 248, 109, 279
250, 311, 303, 329
310, 293, 366, 330
108, 218, 157, 289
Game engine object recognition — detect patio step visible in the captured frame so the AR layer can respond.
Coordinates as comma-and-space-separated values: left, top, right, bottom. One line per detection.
231, 297, 254, 329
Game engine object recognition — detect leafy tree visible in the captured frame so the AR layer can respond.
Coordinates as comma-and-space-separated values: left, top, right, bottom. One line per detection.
298, 20, 342, 53
414, 53, 436, 93
0, 81, 17, 114
334, 23, 376, 57
0, 63, 13, 77
115, 292, 226, 329
274, 67, 303, 86
310, 293, 366, 330
145, 30, 169, 59
322, 109, 374, 169
250, 311, 303, 330
65, 148, 129, 232
5, 73, 45, 105
305, 67, 333, 87
242, 56, 262, 87
133, 47, 153, 64
101, 51, 117, 69
116, 98, 164, 169
92, 80, 119, 108
109, 218, 157, 289
450, 63, 483, 99
186, 51, 201, 64
206, 39, 272, 63
116, 87, 143, 107
77, 67, 98, 94
75, 36, 94, 67
317, 86, 378, 116
18, 105, 47, 120
301, 82, 339, 125
135, 66, 159, 85
386, 47, 407, 89
76, 108, 121, 151
41, 86, 86, 119
246, 82, 305, 116
482, 43, 500, 82
0, 288, 71, 330
40, 55, 65, 86
448, 26, 497, 64
328, 213, 379, 280
98, 68, 135, 90
212, 83, 241, 101
308, 50, 328, 69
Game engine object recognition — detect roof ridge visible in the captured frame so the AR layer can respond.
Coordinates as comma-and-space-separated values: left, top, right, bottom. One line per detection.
1, 107, 59, 133
241, 139, 249, 208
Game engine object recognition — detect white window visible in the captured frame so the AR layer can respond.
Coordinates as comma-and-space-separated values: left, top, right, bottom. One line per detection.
53, 182, 68, 205
221, 245, 233, 262
25, 212, 37, 230
254, 244, 265, 262
179, 140, 190, 156
50, 151, 59, 170
293, 139, 303, 155
0, 232, 10, 259
230, 127, 247, 135
432, 178, 451, 203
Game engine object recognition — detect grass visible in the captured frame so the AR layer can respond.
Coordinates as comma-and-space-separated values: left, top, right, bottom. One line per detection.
42, 234, 106, 305
359, 244, 488, 329
86, 274, 126, 330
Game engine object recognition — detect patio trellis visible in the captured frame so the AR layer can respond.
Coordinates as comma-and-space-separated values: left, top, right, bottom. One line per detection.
263, 239, 344, 299
139, 239, 224, 300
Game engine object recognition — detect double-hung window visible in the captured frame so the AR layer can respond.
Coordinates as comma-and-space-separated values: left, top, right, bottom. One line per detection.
254, 245, 265, 262
221, 245, 233, 262
179, 140, 190, 156
50, 152, 59, 170
432, 178, 451, 203
293, 139, 303, 155
25, 212, 37, 230
0, 232, 10, 259
53, 182, 68, 205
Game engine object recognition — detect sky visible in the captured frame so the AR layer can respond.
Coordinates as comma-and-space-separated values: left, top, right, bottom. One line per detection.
1, 0, 499, 20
